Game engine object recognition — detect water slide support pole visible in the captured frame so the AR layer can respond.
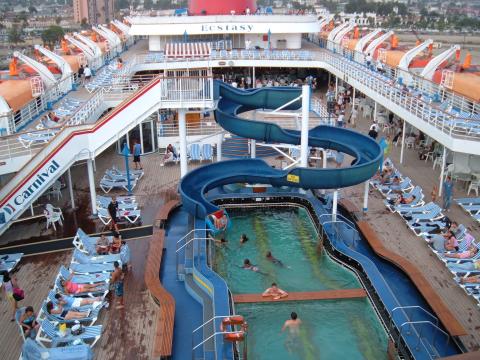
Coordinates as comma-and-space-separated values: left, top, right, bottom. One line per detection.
179, 109, 188, 177
332, 190, 338, 221
363, 181, 369, 213
335, 76, 338, 97
67, 167, 76, 209
300, 85, 310, 168
373, 101, 377, 123
87, 158, 97, 215
438, 146, 447, 196
352, 87, 356, 108
251, 139, 256, 158
400, 120, 406, 164
252, 67, 255, 88
217, 133, 223, 162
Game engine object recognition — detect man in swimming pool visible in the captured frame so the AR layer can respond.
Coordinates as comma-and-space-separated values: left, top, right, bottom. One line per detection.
240, 234, 248, 245
262, 283, 288, 300
242, 259, 259, 271
266, 251, 284, 266
282, 312, 302, 334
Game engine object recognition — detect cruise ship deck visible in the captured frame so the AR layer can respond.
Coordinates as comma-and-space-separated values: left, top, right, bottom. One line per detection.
1, 6, 480, 360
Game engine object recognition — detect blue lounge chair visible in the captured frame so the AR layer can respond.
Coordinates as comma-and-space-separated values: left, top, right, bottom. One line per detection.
201, 143, 213, 162
109, 166, 144, 180
0, 252, 23, 272
189, 143, 201, 162
70, 262, 115, 274
36, 319, 102, 347
100, 177, 137, 193
402, 203, 443, 222
408, 220, 448, 236
397, 202, 439, 215
18, 130, 57, 148
378, 177, 413, 194
59, 266, 109, 284
96, 196, 138, 211
21, 338, 93, 360
72, 229, 99, 255
456, 198, 480, 206
72, 249, 121, 265
37, 301, 101, 326
53, 276, 108, 299
15, 307, 28, 341
97, 207, 141, 225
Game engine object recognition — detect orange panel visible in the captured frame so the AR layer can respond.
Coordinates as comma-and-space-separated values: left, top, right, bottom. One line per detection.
384, 50, 405, 67
0, 80, 34, 112
451, 73, 480, 102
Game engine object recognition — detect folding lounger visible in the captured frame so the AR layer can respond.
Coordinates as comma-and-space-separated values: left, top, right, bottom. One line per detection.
72, 228, 100, 255
18, 131, 57, 148
402, 203, 444, 222
0, 252, 23, 272
38, 300, 102, 326
397, 202, 440, 216
36, 319, 102, 348
99, 177, 137, 193
58, 266, 109, 284
384, 186, 424, 212
97, 207, 141, 225
72, 249, 121, 265
104, 170, 138, 182
456, 198, 480, 206
407, 220, 448, 236
96, 196, 138, 211
188, 143, 201, 162
377, 177, 413, 195
109, 166, 144, 180
70, 262, 115, 274
201, 143, 213, 162
21, 338, 93, 360
53, 277, 108, 299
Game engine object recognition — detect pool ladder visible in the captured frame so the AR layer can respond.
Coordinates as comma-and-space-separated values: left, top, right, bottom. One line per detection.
175, 228, 209, 281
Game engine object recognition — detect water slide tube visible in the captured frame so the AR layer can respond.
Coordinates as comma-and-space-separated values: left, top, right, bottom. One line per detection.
179, 81, 383, 227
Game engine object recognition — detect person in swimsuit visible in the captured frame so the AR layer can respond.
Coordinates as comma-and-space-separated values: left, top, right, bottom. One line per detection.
240, 234, 248, 245
262, 283, 288, 300
46, 301, 91, 320
96, 234, 110, 255
1, 271, 19, 321
282, 312, 302, 353
60, 274, 105, 295
19, 306, 40, 339
242, 259, 261, 272
54, 293, 102, 309
110, 261, 124, 309
214, 214, 228, 230
266, 251, 284, 267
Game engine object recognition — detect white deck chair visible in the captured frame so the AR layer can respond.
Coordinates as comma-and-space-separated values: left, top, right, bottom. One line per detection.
72, 228, 100, 255
189, 143, 201, 162
99, 177, 137, 193
18, 130, 57, 148
201, 143, 213, 162
44, 204, 63, 230
48, 181, 62, 201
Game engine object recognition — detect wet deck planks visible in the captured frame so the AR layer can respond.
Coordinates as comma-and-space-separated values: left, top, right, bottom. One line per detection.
144, 199, 179, 358
233, 289, 367, 303
356, 220, 467, 337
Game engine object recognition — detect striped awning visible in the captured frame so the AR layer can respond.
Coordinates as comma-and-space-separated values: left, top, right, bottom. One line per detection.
165, 42, 211, 59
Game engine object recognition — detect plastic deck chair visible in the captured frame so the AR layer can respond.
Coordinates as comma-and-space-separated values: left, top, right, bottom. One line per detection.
53, 277, 108, 300
70, 262, 115, 274
72, 249, 121, 265
21, 338, 93, 360
38, 300, 102, 326
189, 143, 201, 162
44, 205, 63, 231
36, 319, 102, 348
58, 266, 109, 285
96, 196, 138, 211
99, 177, 137, 193
72, 228, 99, 255
201, 143, 213, 162
15, 307, 27, 341
0, 252, 24, 273
18, 131, 57, 148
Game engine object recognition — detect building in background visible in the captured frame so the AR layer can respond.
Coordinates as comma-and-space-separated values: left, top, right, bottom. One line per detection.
74, 0, 115, 25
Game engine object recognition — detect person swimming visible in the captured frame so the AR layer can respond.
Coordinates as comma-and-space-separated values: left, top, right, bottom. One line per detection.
242, 259, 259, 272
266, 251, 284, 266
262, 283, 288, 300
282, 311, 302, 353
240, 234, 248, 245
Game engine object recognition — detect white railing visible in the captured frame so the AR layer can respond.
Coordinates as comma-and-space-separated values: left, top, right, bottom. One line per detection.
159, 121, 220, 138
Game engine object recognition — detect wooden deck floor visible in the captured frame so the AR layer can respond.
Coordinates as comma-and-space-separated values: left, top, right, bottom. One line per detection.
233, 289, 367, 303
0, 236, 157, 360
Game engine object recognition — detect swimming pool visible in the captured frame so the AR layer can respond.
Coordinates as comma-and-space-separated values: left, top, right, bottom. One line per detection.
213, 206, 388, 359
214, 207, 360, 294
236, 300, 388, 360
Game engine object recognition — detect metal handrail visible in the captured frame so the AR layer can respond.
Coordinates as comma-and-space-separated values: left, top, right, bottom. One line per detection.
176, 237, 210, 253
398, 320, 450, 359
391, 306, 439, 328
176, 228, 209, 244
192, 331, 243, 352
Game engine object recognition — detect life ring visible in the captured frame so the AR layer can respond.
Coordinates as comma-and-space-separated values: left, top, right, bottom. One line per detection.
220, 315, 247, 342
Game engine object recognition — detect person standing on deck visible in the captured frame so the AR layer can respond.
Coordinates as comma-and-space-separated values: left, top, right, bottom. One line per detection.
83, 65, 92, 84
110, 261, 124, 309
78, 65, 84, 85
443, 176, 454, 211
108, 197, 119, 231
133, 140, 142, 170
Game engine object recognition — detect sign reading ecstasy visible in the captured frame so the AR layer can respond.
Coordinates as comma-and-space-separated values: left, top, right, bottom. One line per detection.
201, 24, 254, 32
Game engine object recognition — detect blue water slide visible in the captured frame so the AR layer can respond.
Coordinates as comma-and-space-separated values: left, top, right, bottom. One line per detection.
179, 81, 383, 219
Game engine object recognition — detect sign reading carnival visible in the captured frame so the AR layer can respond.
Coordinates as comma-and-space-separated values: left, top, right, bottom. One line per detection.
0, 159, 61, 225
201, 24, 254, 32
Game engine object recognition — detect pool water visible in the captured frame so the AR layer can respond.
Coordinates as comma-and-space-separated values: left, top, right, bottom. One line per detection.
236, 300, 388, 360
214, 207, 360, 294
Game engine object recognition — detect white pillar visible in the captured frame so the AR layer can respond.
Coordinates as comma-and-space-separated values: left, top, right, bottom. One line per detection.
373, 101, 377, 122
438, 146, 447, 196
321, 149, 327, 195
335, 76, 338, 97
67, 167, 75, 210
30, 204, 34, 216
178, 109, 188, 177
87, 159, 97, 215
250, 139, 256, 158
332, 190, 338, 221
363, 181, 369, 213
352, 87, 356, 108
217, 133, 223, 162
300, 85, 310, 168
400, 120, 406, 164
252, 67, 256, 88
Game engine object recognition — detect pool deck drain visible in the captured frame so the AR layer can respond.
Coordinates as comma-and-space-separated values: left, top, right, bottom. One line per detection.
233, 289, 367, 303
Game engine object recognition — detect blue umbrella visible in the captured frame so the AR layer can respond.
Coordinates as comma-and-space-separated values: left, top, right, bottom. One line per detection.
268, 29, 271, 50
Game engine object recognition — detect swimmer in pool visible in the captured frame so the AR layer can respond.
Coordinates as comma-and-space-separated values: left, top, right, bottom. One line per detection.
262, 283, 288, 300
214, 238, 228, 247
240, 234, 248, 245
242, 259, 258, 271
266, 251, 284, 266
282, 312, 302, 353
